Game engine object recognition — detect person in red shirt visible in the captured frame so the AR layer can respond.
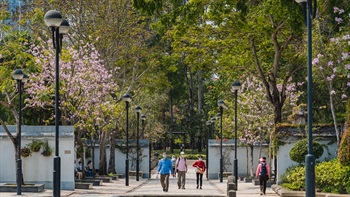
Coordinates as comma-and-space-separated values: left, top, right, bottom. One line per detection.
192, 155, 206, 189
255, 157, 271, 195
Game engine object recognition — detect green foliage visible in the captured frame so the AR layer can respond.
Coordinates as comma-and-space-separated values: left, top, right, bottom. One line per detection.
41, 141, 53, 157
281, 160, 350, 194
27, 140, 44, 152
338, 129, 350, 166
289, 138, 324, 163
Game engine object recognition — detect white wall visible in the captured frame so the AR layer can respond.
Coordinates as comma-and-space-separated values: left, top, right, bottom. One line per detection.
0, 125, 75, 190
276, 137, 338, 184
208, 139, 270, 179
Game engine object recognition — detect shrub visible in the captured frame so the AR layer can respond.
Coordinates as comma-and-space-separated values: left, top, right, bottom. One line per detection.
281, 159, 350, 194
289, 138, 324, 163
338, 130, 350, 166
27, 140, 43, 152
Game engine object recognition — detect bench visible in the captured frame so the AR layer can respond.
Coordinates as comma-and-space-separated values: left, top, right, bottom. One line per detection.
129, 171, 143, 177
75, 182, 93, 189
86, 176, 112, 183
78, 179, 103, 186
217, 172, 232, 179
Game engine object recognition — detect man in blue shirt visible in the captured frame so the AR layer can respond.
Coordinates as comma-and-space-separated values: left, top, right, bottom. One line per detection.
158, 152, 174, 192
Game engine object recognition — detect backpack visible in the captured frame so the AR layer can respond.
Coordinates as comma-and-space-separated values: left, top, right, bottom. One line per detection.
260, 163, 267, 176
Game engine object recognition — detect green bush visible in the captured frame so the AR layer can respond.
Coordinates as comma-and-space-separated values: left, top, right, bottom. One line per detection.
281, 159, 350, 194
289, 138, 324, 163
338, 130, 350, 166
280, 165, 305, 190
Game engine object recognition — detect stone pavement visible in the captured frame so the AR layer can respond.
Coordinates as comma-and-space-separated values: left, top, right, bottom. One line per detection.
0, 161, 278, 197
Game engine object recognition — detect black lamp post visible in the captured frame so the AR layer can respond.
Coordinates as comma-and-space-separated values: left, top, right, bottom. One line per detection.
230, 81, 241, 190
141, 114, 146, 139
122, 93, 132, 186
12, 69, 29, 195
295, 1, 316, 196
205, 120, 212, 180
217, 100, 227, 183
210, 117, 216, 139
141, 114, 149, 178
44, 10, 70, 197
135, 106, 142, 181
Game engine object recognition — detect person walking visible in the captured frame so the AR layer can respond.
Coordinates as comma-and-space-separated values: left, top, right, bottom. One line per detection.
171, 155, 177, 177
192, 155, 206, 189
157, 152, 174, 192
256, 157, 271, 195
175, 151, 188, 189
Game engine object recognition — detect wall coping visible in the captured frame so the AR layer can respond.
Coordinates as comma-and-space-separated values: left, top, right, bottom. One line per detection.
0, 125, 74, 137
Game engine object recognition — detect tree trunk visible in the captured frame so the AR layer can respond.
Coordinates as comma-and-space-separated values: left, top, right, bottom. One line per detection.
246, 145, 249, 177
108, 126, 119, 174
329, 85, 340, 146
250, 145, 254, 177
99, 130, 108, 175
198, 71, 202, 152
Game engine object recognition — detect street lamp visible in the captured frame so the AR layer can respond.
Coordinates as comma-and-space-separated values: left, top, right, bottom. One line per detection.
134, 106, 142, 181
44, 10, 70, 197
141, 114, 149, 178
217, 100, 227, 182
12, 69, 29, 195
205, 120, 212, 180
141, 114, 146, 139
230, 81, 241, 190
122, 93, 132, 186
294, 1, 316, 196
210, 117, 216, 139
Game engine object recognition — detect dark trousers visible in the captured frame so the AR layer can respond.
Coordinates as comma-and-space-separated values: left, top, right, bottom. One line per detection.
160, 174, 170, 191
196, 173, 203, 186
259, 175, 268, 194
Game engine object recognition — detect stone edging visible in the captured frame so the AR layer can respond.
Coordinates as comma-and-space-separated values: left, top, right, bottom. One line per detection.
271, 184, 350, 197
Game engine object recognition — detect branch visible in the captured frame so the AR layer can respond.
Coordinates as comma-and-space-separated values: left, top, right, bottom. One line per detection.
250, 38, 273, 103
0, 118, 16, 145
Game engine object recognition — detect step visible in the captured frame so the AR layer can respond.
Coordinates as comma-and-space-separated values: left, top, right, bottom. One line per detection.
77, 179, 103, 186
0, 183, 44, 192
75, 182, 93, 189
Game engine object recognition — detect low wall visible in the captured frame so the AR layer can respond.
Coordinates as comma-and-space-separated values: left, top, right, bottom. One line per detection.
208, 139, 270, 179
0, 125, 75, 190
90, 139, 151, 178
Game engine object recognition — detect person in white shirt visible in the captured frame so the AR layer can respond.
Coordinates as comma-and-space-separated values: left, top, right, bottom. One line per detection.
175, 152, 188, 189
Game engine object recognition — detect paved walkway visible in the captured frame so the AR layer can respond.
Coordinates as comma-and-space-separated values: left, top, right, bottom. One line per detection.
0, 161, 279, 197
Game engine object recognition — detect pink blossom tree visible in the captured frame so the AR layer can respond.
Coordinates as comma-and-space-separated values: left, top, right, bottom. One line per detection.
25, 39, 119, 175
312, 6, 350, 145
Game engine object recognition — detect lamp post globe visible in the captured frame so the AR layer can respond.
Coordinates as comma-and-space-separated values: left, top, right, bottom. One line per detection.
134, 106, 142, 181
231, 80, 241, 190
59, 19, 70, 34
44, 10, 62, 28
122, 93, 132, 186
12, 69, 24, 80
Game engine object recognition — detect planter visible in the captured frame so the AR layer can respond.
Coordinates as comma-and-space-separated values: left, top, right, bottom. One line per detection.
21, 147, 31, 157
41, 141, 53, 157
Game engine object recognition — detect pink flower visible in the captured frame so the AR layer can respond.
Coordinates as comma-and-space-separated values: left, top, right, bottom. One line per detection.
341, 94, 348, 99
312, 58, 319, 65
346, 64, 350, 70
335, 17, 343, 24
328, 61, 334, 66
334, 7, 339, 13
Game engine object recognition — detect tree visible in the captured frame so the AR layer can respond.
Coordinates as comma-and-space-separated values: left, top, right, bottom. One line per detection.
25, 39, 118, 176
312, 4, 350, 145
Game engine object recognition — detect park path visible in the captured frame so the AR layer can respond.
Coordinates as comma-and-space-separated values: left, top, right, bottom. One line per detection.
0, 160, 278, 197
